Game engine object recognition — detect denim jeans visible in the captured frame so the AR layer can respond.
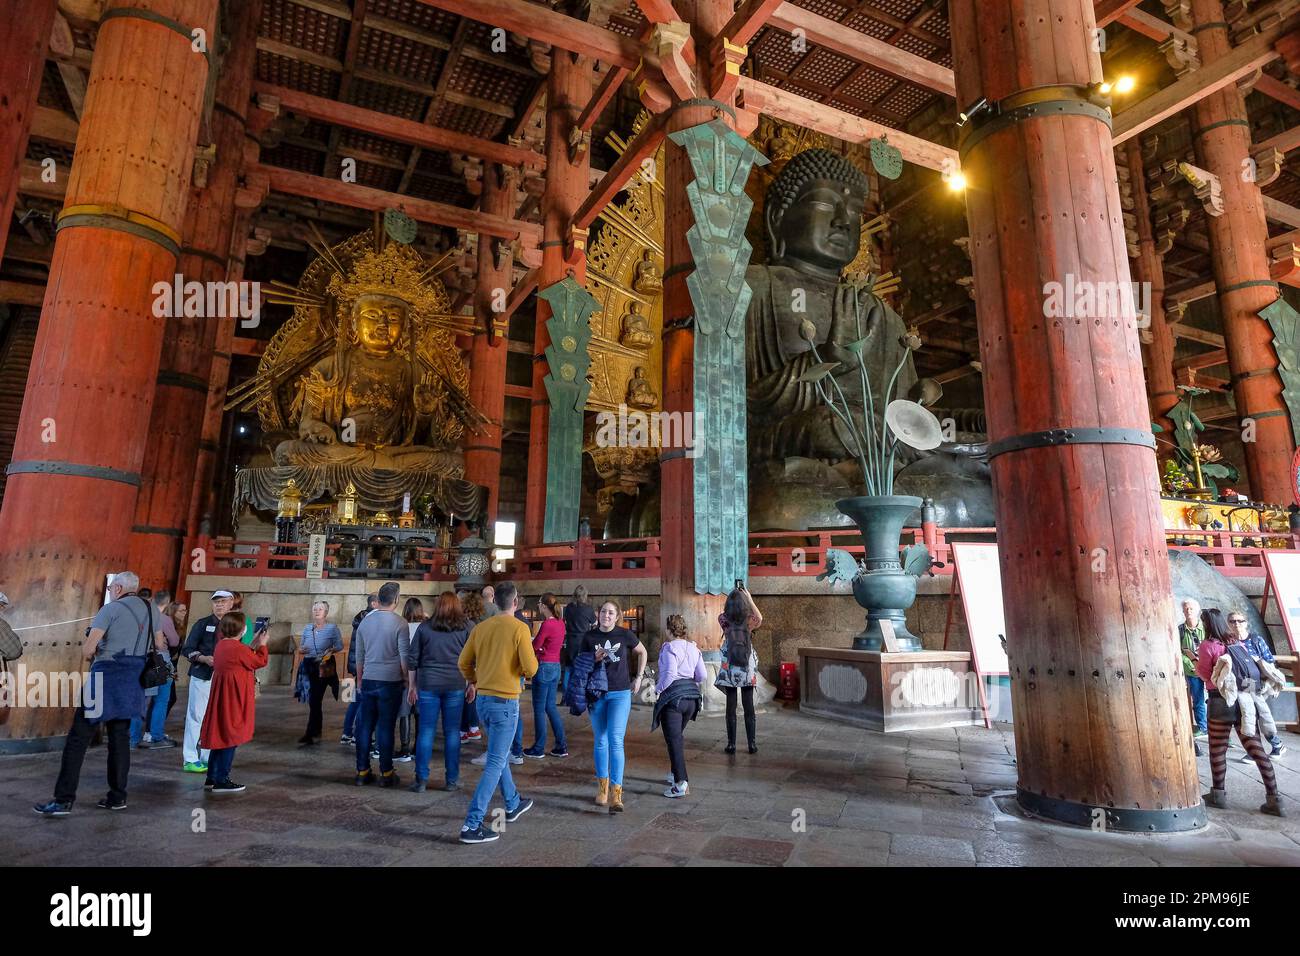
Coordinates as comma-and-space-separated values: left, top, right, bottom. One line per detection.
343, 699, 360, 737
529, 662, 566, 752
512, 679, 525, 757
207, 746, 237, 782
355, 679, 404, 773
589, 689, 631, 785
461, 696, 479, 732
415, 688, 465, 784
463, 694, 522, 831
130, 679, 171, 744
1186, 675, 1207, 733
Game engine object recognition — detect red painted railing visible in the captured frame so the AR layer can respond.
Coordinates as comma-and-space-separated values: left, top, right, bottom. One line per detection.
195, 527, 1299, 582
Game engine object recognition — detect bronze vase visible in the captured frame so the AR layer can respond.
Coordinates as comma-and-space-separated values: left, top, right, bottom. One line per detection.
835, 495, 924, 652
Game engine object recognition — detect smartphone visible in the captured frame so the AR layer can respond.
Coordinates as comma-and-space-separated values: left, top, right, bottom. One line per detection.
254, 616, 270, 633
735, 578, 745, 591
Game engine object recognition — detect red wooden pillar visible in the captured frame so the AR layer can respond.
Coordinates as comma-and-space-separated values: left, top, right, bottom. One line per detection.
523, 54, 590, 544
659, 0, 735, 648
464, 164, 515, 523
0, 0, 217, 745
131, 0, 262, 591
950, 0, 1203, 829
0, 0, 57, 268
1125, 138, 1177, 436
1191, 0, 1294, 503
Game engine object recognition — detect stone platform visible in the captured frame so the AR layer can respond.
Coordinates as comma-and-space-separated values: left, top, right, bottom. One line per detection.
3, 686, 1298, 866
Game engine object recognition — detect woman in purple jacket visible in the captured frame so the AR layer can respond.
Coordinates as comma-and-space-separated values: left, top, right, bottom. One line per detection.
651, 614, 706, 798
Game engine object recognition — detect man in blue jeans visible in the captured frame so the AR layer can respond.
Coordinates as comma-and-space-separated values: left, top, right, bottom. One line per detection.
341, 592, 379, 745
1178, 599, 1207, 739
353, 583, 410, 787
457, 582, 538, 844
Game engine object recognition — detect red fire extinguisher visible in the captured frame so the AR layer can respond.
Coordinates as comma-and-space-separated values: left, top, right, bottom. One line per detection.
778, 661, 799, 701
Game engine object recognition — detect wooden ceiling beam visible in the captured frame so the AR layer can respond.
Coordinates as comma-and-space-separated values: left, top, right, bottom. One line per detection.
0, 282, 46, 306
572, 112, 669, 231
413, 0, 641, 70
1256, 74, 1300, 112
1094, 0, 1144, 28
1169, 323, 1225, 348
30, 105, 78, 145
323, 0, 370, 180
255, 164, 542, 244
253, 82, 545, 171
1116, 9, 1194, 46
768, 2, 956, 98
1174, 348, 1228, 370
1112, 22, 1286, 143
578, 65, 630, 133
1263, 195, 1300, 228
737, 77, 957, 172
722, 0, 784, 48
398, 18, 471, 195
1257, 124, 1300, 155
1167, 279, 1217, 307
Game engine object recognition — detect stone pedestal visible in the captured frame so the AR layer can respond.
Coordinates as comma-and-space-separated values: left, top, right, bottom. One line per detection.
798, 647, 982, 733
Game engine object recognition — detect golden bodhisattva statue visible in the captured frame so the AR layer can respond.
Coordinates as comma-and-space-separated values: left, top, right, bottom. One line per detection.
626, 366, 658, 409
631, 251, 662, 296
619, 301, 655, 350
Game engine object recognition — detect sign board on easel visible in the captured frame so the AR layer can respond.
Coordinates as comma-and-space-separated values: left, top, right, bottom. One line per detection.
305, 534, 327, 580
943, 542, 1011, 726
1260, 551, 1300, 654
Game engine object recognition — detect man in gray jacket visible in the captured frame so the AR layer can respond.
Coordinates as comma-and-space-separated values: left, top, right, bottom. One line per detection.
353, 582, 410, 787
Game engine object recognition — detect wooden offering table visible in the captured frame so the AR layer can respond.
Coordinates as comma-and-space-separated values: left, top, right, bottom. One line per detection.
798, 647, 983, 733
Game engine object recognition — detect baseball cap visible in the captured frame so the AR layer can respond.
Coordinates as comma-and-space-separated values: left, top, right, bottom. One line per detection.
211, 590, 235, 600
0, 592, 9, 607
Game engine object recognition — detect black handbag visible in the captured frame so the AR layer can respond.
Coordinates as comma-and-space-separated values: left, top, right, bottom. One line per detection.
131, 597, 172, 690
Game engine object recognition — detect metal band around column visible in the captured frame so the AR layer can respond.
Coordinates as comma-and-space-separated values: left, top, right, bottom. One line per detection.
672, 97, 737, 121
57, 204, 182, 257
1194, 118, 1250, 138
959, 85, 1113, 158
1232, 367, 1278, 383
988, 426, 1156, 460
1242, 408, 1288, 421
5, 460, 141, 487
180, 246, 228, 269
1220, 278, 1278, 295
157, 370, 208, 392
131, 524, 186, 538
99, 6, 212, 67
1017, 788, 1206, 833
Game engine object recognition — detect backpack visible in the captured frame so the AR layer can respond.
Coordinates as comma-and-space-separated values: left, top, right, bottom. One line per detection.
0, 616, 21, 662
723, 621, 753, 673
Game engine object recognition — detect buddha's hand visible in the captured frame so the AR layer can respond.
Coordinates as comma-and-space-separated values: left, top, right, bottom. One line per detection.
299, 419, 338, 444
413, 374, 438, 415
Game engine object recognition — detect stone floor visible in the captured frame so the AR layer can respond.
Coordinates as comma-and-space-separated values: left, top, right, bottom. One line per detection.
3, 689, 1299, 866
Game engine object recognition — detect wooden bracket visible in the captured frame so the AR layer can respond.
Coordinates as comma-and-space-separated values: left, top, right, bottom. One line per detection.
710, 38, 747, 102
568, 126, 591, 164
1250, 145, 1285, 186
1177, 161, 1224, 217
1158, 35, 1201, 77
235, 168, 270, 210
192, 144, 217, 189
650, 22, 697, 101
1162, 0, 1193, 31
565, 225, 589, 268
633, 61, 674, 113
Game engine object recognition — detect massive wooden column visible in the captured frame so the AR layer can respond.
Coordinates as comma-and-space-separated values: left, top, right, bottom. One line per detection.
0, 0, 58, 268
1190, 0, 1294, 503
950, 0, 1203, 829
523, 53, 590, 544
659, 0, 737, 646
1125, 138, 1178, 436
464, 164, 515, 522
0, 0, 217, 746
130, 0, 262, 590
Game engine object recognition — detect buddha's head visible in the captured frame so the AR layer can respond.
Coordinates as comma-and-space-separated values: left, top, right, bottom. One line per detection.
765, 148, 869, 279
351, 293, 408, 355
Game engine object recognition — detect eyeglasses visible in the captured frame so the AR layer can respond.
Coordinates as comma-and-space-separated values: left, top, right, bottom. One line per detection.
1229, 619, 1246, 625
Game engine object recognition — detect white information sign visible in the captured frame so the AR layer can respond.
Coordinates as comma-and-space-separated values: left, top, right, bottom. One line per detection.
948, 542, 1010, 677
306, 534, 327, 580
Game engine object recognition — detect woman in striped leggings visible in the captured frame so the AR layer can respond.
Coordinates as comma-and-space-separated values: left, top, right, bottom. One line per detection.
1197, 607, 1284, 817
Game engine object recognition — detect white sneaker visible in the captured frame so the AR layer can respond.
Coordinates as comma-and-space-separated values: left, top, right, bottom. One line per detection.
509, 755, 524, 765
471, 753, 487, 766
663, 782, 688, 798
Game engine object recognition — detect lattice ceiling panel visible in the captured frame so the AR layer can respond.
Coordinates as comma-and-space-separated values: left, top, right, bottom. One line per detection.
869, 0, 925, 20
339, 130, 409, 163
792, 0, 851, 21
841, 11, 896, 39
432, 100, 506, 140
840, 67, 897, 103
261, 142, 325, 174
367, 0, 459, 37
348, 75, 428, 119
25, 139, 73, 165
792, 47, 859, 88
447, 56, 531, 109
878, 82, 932, 117
406, 170, 469, 206
354, 160, 403, 192
256, 50, 339, 98
261, 0, 346, 59
753, 28, 804, 74
357, 26, 446, 83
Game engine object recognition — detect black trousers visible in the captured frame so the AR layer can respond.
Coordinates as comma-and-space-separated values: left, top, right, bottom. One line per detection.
305, 660, 329, 739
660, 697, 696, 784
722, 685, 756, 748
54, 706, 131, 805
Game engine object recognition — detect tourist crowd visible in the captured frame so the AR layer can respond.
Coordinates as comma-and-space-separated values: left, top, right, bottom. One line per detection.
29, 572, 769, 841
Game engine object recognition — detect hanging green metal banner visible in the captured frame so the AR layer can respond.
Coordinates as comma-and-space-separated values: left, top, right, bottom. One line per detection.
667, 118, 769, 596
1260, 296, 1300, 445
539, 275, 599, 543
869, 137, 903, 180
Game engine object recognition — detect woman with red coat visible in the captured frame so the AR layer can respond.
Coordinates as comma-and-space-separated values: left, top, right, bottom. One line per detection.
201, 611, 269, 794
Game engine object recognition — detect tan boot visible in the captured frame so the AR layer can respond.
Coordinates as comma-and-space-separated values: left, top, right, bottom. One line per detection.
609, 784, 624, 813
595, 777, 609, 806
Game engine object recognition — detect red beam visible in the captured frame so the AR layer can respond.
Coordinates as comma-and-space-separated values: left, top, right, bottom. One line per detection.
1256, 74, 1300, 112
578, 66, 629, 133
504, 266, 540, 318
769, 2, 956, 97
1258, 124, 1300, 154
414, 0, 641, 70
722, 0, 784, 47
634, 0, 679, 23
572, 111, 669, 230
257, 164, 543, 244
254, 82, 545, 170
1095, 0, 1143, 28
